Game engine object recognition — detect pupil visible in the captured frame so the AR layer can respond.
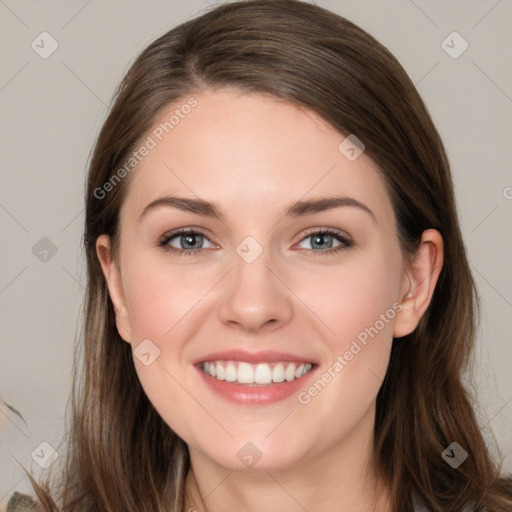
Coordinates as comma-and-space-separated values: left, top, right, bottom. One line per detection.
313, 234, 332, 249
184, 234, 200, 249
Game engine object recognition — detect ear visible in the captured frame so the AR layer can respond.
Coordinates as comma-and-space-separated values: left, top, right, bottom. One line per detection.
96, 234, 132, 343
393, 229, 444, 338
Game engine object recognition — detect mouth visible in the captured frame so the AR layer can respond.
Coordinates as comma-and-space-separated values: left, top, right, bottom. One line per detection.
192, 349, 320, 404
196, 360, 317, 386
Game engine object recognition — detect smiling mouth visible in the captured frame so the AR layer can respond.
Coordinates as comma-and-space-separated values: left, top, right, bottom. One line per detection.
199, 360, 315, 386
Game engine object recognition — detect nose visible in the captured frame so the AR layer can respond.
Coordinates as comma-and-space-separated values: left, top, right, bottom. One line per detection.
217, 245, 294, 333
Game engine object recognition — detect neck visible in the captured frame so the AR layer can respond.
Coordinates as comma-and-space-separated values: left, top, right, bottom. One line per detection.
184, 403, 390, 512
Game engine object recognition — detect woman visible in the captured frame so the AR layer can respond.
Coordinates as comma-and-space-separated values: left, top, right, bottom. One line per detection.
10, 0, 512, 510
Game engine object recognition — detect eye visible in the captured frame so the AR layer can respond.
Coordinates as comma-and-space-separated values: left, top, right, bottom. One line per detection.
158, 227, 353, 257
158, 229, 216, 256
295, 228, 352, 255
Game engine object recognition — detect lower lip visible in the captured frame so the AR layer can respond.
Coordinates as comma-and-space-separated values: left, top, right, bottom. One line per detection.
195, 364, 318, 405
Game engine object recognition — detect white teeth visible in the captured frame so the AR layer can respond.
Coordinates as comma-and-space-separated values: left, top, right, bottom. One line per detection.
285, 363, 296, 381
272, 363, 285, 383
216, 363, 225, 380
225, 363, 237, 382
238, 362, 254, 384
201, 360, 314, 385
254, 363, 272, 384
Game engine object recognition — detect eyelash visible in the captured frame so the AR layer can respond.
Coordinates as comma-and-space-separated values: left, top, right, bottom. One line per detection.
157, 228, 353, 257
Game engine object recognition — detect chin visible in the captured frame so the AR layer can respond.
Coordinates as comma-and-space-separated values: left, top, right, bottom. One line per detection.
194, 436, 309, 473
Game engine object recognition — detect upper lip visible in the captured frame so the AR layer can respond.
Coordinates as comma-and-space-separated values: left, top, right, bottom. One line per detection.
194, 349, 318, 365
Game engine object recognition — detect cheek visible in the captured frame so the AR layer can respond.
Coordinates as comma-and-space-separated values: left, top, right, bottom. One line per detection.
290, 251, 401, 417
294, 251, 401, 351
122, 255, 208, 343
120, 257, 208, 438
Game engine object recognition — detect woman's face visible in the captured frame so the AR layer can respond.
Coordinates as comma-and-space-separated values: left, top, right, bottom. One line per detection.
97, 88, 420, 471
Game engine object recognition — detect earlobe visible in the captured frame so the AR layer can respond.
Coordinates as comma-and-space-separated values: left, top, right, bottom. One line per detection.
393, 229, 444, 338
95, 234, 132, 343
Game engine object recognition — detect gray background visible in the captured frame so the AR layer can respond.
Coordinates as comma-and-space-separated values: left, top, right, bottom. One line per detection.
1, 0, 511, 504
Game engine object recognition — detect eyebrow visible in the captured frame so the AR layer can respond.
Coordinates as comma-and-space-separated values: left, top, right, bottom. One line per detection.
138, 195, 376, 223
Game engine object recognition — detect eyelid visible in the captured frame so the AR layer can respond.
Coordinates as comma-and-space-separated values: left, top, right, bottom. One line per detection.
158, 227, 217, 245
158, 226, 353, 255
294, 226, 353, 245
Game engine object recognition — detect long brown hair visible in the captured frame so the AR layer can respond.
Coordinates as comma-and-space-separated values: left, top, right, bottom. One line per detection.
21, 0, 512, 510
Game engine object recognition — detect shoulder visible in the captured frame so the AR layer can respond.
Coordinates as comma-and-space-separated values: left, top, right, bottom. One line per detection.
6, 492, 39, 512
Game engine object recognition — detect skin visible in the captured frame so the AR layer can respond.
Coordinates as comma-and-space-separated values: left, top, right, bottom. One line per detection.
97, 88, 443, 511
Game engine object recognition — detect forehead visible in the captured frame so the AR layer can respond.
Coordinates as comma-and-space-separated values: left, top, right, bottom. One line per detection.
121, 88, 393, 224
